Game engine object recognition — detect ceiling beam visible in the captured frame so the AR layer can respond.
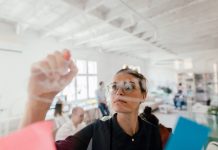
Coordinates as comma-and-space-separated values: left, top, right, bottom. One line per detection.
105, 6, 129, 22
105, 47, 149, 53
41, 11, 80, 38
71, 29, 118, 46
85, 0, 106, 12
149, 0, 207, 20
77, 34, 133, 48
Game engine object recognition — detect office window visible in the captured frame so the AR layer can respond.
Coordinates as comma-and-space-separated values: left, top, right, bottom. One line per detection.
88, 76, 97, 98
76, 76, 88, 100
88, 61, 97, 74
75, 60, 97, 100
88, 61, 97, 98
62, 79, 76, 102
77, 60, 87, 74
53, 59, 98, 111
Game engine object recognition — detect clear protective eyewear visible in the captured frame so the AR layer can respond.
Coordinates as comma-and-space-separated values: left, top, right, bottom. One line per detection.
107, 81, 139, 94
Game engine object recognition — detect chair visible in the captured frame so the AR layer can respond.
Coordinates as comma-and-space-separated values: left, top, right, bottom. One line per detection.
206, 141, 218, 150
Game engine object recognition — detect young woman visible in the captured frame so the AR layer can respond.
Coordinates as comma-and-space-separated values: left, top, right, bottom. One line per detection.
54, 101, 69, 129
21, 50, 162, 150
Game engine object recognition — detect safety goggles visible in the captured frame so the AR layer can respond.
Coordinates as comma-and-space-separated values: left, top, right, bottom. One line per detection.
107, 81, 140, 94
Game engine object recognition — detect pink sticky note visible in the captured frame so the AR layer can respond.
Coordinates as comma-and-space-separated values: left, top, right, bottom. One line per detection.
0, 121, 56, 150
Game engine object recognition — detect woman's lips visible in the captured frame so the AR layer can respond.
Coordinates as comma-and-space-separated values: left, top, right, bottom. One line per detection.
113, 96, 127, 103
115, 99, 127, 103
112, 95, 144, 103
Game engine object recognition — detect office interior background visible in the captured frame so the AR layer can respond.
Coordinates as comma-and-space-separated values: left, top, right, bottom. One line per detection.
0, 0, 218, 149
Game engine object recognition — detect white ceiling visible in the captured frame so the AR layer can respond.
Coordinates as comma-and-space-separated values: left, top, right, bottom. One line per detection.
0, 0, 218, 72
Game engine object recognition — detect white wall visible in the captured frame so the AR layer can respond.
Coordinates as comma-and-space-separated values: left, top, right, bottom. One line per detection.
144, 63, 177, 93
0, 22, 146, 118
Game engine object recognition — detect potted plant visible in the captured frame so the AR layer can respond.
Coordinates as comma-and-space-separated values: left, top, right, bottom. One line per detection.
208, 106, 218, 115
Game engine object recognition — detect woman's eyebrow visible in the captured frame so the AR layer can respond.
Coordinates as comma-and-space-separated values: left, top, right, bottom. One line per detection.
129, 81, 136, 84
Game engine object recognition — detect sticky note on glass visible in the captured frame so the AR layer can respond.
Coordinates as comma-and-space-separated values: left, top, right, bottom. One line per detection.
0, 121, 55, 150
165, 117, 211, 150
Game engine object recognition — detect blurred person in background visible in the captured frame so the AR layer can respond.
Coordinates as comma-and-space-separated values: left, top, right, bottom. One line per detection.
54, 99, 70, 129
173, 90, 187, 110
95, 81, 110, 116
55, 106, 86, 141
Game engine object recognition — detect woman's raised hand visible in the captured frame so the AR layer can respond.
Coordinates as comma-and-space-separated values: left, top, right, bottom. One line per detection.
28, 49, 78, 104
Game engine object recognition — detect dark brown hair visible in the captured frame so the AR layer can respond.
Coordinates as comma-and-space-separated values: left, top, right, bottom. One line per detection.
54, 103, 63, 117
99, 81, 104, 86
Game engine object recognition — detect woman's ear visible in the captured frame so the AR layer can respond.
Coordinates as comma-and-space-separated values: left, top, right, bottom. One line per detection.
143, 93, 147, 100
141, 93, 147, 103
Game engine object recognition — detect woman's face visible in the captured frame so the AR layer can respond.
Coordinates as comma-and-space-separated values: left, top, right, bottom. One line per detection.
110, 72, 146, 113
72, 108, 84, 124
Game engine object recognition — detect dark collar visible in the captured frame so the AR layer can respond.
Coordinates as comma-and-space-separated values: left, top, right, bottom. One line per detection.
111, 113, 144, 138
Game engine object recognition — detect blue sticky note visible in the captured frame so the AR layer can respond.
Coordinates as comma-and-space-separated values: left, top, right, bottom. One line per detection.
165, 117, 211, 150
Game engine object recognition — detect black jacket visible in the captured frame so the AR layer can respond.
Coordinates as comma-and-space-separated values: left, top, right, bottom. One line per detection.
56, 114, 162, 150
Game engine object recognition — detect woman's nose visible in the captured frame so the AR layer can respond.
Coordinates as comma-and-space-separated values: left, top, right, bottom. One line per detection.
116, 87, 124, 95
